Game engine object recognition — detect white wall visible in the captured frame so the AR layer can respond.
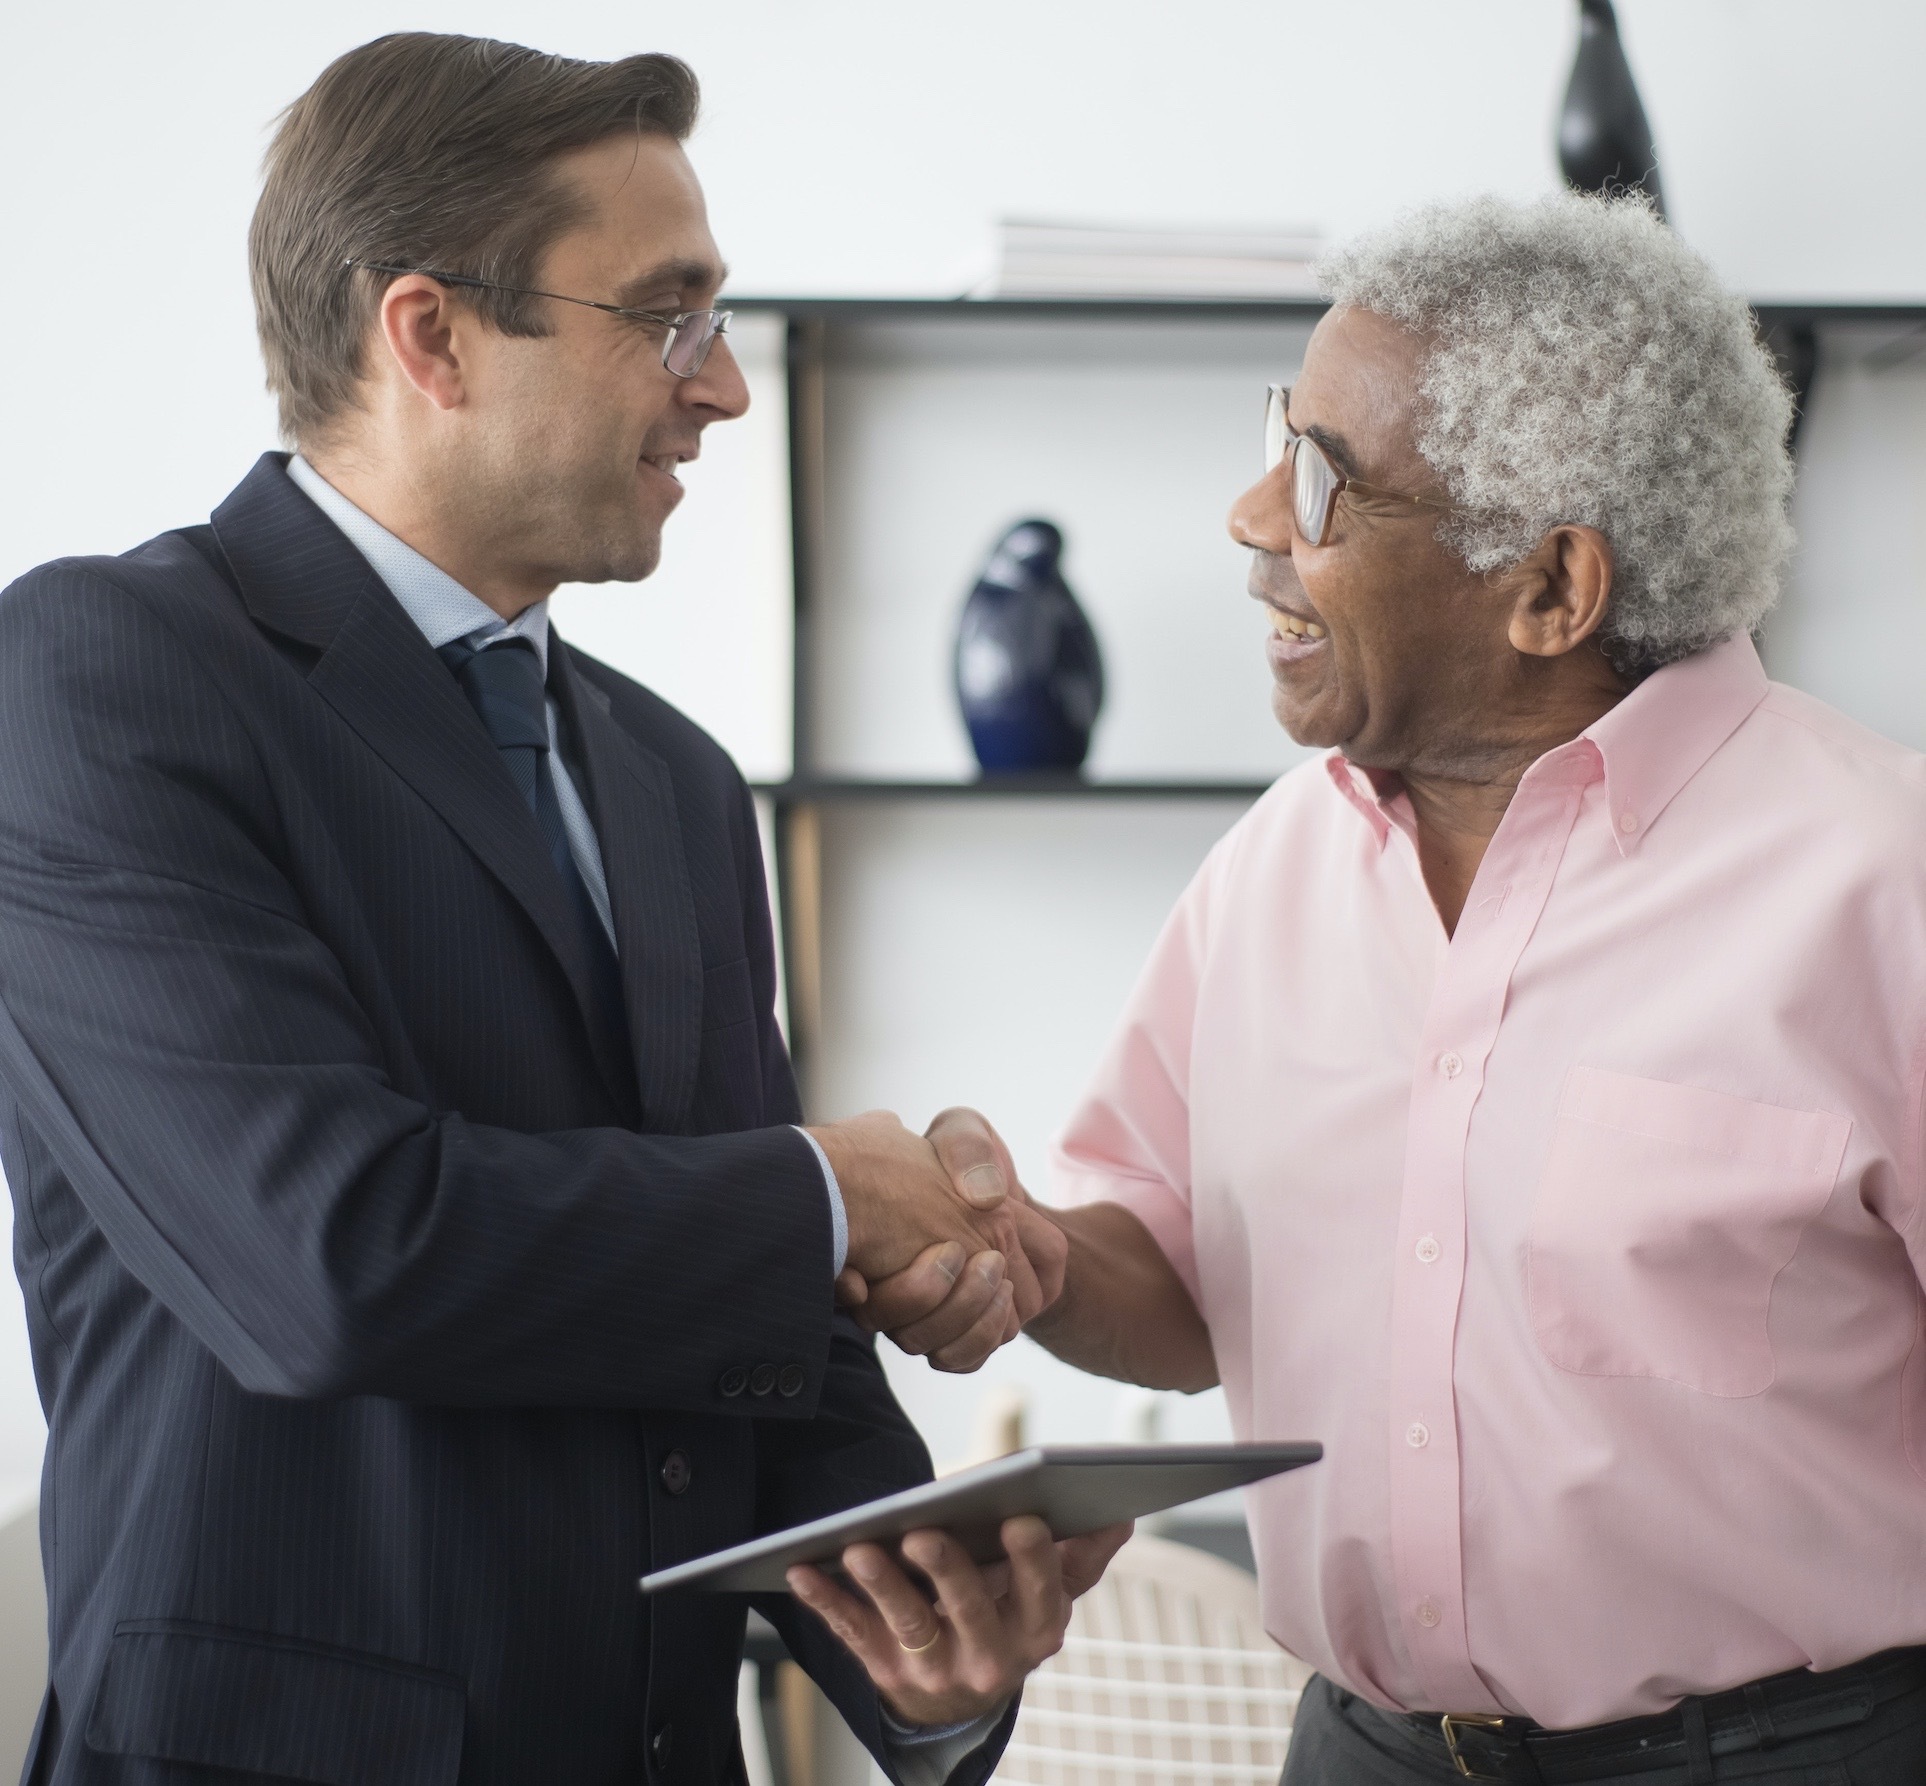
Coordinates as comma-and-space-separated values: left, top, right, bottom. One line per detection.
7, 0, 1926, 581
4, 0, 1925, 1508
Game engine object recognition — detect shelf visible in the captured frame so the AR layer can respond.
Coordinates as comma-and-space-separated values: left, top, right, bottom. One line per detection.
733, 295, 1331, 324
726, 294, 1926, 328
756, 776, 1277, 803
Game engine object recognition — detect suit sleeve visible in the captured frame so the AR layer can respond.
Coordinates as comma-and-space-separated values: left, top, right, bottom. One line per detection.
0, 561, 836, 1410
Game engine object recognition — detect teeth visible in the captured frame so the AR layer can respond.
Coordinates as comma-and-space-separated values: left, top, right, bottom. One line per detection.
648, 456, 681, 479
1269, 609, 1327, 641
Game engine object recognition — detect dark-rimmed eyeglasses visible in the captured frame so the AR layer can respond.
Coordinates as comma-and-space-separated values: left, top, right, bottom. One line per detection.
1264, 384, 1458, 547
342, 259, 732, 378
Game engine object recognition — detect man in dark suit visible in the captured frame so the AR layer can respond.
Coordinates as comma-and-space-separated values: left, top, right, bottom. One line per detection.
0, 33, 1111, 1786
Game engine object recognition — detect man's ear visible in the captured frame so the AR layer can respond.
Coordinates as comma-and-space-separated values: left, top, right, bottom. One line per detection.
1503, 523, 1614, 660
374, 276, 469, 413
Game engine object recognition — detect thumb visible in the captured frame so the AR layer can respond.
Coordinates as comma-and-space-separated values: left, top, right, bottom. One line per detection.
926, 1106, 1010, 1209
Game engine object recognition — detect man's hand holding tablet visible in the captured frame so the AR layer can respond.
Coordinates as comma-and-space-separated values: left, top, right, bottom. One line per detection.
785, 1516, 1134, 1726
648, 1445, 1321, 1729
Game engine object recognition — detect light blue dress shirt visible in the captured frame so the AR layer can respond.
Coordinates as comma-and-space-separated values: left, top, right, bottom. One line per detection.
286, 458, 998, 1771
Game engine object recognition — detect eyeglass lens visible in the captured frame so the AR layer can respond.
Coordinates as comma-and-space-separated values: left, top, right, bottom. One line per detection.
1264, 386, 1339, 546
1264, 385, 1292, 475
662, 310, 729, 378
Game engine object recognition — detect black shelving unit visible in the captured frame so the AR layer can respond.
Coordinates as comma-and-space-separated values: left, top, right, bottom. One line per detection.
739, 295, 1926, 1067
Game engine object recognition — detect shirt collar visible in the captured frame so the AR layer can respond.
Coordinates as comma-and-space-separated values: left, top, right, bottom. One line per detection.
1324, 631, 1770, 856
1323, 755, 1402, 848
286, 455, 549, 672
1578, 630, 1769, 853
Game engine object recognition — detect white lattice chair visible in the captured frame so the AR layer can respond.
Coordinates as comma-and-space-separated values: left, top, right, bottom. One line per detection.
992, 1531, 1309, 1786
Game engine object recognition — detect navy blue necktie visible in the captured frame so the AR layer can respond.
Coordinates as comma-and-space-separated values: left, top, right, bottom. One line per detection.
438, 637, 631, 1063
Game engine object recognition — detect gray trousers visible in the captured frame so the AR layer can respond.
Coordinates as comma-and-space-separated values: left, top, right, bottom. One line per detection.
1281, 1672, 1926, 1786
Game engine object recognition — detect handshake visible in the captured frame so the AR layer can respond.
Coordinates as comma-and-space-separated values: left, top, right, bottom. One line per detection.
808, 1108, 1066, 1372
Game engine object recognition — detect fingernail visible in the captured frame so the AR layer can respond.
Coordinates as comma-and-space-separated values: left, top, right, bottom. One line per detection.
934, 1243, 965, 1284
962, 1163, 1006, 1205
849, 1552, 882, 1580
976, 1253, 1005, 1289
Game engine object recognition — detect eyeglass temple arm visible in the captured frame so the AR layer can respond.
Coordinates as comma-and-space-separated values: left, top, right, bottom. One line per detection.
342, 259, 699, 328
343, 258, 485, 289
1336, 477, 1459, 513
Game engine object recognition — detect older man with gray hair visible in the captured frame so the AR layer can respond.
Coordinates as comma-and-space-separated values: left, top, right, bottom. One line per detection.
870, 193, 1926, 1784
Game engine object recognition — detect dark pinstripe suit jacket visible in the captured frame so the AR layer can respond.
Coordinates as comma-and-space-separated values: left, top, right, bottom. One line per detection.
0, 456, 1003, 1786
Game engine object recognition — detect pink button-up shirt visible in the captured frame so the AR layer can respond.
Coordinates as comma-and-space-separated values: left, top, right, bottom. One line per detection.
1051, 633, 1926, 1729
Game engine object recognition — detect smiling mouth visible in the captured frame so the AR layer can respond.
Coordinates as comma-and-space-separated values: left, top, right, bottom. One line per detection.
1267, 607, 1326, 642
642, 453, 691, 484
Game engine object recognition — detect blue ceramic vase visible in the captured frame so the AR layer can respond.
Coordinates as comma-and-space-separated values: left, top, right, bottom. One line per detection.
953, 519, 1105, 774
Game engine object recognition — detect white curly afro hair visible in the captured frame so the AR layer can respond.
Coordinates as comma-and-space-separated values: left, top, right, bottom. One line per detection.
1317, 193, 1795, 676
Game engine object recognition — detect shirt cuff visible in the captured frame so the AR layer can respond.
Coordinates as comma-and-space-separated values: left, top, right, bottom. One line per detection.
794, 1126, 848, 1276
879, 1702, 1009, 1786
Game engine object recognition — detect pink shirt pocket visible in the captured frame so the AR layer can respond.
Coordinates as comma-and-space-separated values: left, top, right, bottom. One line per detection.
1528, 1067, 1852, 1397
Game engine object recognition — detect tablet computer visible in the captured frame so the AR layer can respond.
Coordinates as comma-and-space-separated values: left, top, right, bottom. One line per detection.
639, 1441, 1319, 1595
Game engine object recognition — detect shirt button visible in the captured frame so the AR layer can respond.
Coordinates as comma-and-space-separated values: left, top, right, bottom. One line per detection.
1405, 1421, 1430, 1450
1618, 810, 1640, 834
1438, 1051, 1463, 1079
749, 1363, 778, 1397
717, 1365, 748, 1398
1415, 1600, 1442, 1629
1415, 1234, 1442, 1264
651, 1721, 675, 1768
659, 1449, 692, 1495
777, 1364, 807, 1398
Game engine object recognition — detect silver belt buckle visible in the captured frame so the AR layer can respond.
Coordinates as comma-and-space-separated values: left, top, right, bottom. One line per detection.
1440, 1712, 1510, 1780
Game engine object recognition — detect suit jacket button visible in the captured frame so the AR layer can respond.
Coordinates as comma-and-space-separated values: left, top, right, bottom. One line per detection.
718, 1365, 749, 1398
651, 1721, 675, 1767
749, 1364, 777, 1397
659, 1450, 691, 1495
777, 1365, 806, 1398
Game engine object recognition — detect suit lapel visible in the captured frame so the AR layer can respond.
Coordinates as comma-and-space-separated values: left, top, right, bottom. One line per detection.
550, 641, 703, 1132
209, 455, 635, 1112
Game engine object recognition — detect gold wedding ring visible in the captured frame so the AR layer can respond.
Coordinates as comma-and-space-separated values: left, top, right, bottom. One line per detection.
898, 1625, 942, 1654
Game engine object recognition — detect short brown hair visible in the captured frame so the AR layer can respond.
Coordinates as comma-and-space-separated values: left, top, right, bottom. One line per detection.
250, 33, 699, 445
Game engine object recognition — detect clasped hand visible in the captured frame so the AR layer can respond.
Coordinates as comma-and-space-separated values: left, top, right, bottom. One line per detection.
800, 1112, 1112, 1728
808, 1107, 1067, 1372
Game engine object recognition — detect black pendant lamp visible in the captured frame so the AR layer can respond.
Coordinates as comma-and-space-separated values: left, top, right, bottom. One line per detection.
1558, 0, 1665, 218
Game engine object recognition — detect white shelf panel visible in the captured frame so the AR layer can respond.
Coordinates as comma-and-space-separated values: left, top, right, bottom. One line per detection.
811, 315, 1315, 783
1764, 323, 1926, 752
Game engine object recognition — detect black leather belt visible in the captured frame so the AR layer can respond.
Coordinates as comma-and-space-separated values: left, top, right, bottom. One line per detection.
1406, 1646, 1926, 1783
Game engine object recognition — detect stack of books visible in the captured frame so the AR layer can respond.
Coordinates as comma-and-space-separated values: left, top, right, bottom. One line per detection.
984, 220, 1323, 300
